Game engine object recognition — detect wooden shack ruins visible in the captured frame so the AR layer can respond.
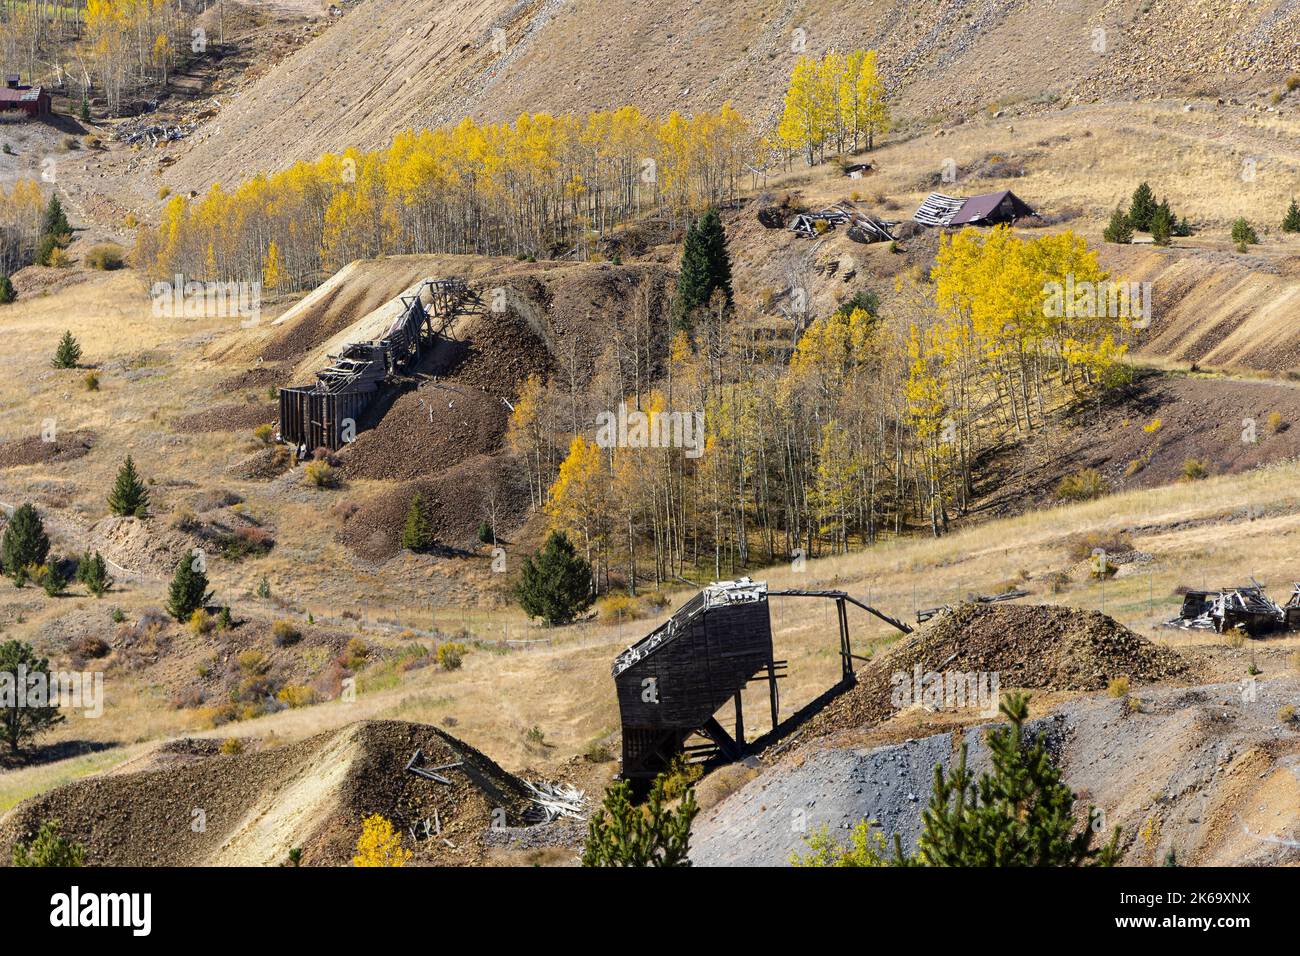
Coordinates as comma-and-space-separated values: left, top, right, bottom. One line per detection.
913, 189, 1036, 228
278, 277, 480, 452
612, 578, 911, 784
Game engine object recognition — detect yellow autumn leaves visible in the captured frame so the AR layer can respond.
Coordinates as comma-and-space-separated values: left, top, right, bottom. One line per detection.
138, 105, 756, 292
774, 49, 889, 165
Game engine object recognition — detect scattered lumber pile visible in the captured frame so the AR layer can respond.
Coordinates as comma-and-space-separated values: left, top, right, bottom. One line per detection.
916, 588, 1030, 623
788, 201, 896, 243
1165, 583, 1291, 636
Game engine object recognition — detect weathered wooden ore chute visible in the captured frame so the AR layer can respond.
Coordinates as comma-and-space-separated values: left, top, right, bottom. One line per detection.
611, 578, 911, 784
278, 277, 481, 452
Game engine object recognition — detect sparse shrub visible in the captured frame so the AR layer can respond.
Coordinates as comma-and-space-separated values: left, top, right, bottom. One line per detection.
477, 520, 494, 545
342, 637, 368, 670
83, 370, 99, 391
12, 820, 85, 867
791, 820, 892, 867
1143, 418, 1162, 433
1230, 217, 1258, 246
217, 606, 232, 630
1225, 629, 1246, 649
1180, 458, 1209, 482
277, 685, 319, 709
584, 741, 614, 763
272, 619, 301, 646
253, 423, 274, 445
1123, 458, 1145, 478
582, 775, 697, 867
71, 635, 110, 660
188, 608, 212, 636
110, 606, 126, 624
256, 575, 271, 599
1107, 677, 1130, 698
1279, 704, 1296, 724
353, 813, 411, 867
1266, 411, 1285, 433
1055, 468, 1108, 502
219, 737, 243, 755
436, 641, 466, 671
157, 186, 171, 199
84, 243, 125, 271
1066, 531, 1134, 562
660, 754, 703, 801
52, 330, 81, 368
597, 593, 644, 624
524, 725, 546, 748
303, 460, 337, 488
237, 649, 270, 676
1044, 570, 1071, 594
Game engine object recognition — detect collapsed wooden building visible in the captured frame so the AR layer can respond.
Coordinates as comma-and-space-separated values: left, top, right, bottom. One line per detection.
913, 189, 1036, 228
1167, 583, 1294, 636
788, 200, 897, 243
611, 578, 911, 784
278, 277, 481, 452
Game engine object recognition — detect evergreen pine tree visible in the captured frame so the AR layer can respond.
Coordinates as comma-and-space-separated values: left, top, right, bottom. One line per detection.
1281, 198, 1300, 234
79, 97, 91, 123
1, 503, 50, 585
52, 330, 81, 369
515, 531, 594, 626
910, 693, 1119, 866
165, 553, 212, 622
76, 550, 112, 597
582, 774, 697, 867
0, 274, 14, 304
1231, 217, 1259, 246
672, 209, 733, 334
41, 194, 70, 241
1126, 182, 1157, 231
40, 562, 68, 597
400, 493, 433, 551
1150, 200, 1173, 247
1102, 206, 1133, 244
0, 639, 65, 753
107, 456, 149, 517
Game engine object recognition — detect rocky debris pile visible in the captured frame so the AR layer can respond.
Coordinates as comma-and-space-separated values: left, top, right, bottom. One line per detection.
799, 603, 1195, 739
0, 720, 536, 866
171, 402, 276, 434
0, 430, 96, 468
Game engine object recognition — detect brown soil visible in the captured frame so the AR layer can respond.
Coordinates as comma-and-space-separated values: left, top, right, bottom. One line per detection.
0, 430, 96, 468
337, 455, 530, 562
171, 401, 277, 433
798, 603, 1196, 741
978, 371, 1300, 516
0, 719, 536, 866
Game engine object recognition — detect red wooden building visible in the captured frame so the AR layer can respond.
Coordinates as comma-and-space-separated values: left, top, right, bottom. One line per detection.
0, 76, 51, 118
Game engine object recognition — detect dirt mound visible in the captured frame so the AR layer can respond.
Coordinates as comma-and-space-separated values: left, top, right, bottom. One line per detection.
338, 455, 530, 562
171, 401, 276, 434
227, 446, 294, 480
0, 430, 96, 468
89, 516, 195, 577
0, 720, 536, 866
801, 603, 1194, 740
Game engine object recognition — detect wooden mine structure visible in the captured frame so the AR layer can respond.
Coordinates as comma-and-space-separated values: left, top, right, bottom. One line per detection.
278, 277, 480, 452
612, 578, 912, 784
